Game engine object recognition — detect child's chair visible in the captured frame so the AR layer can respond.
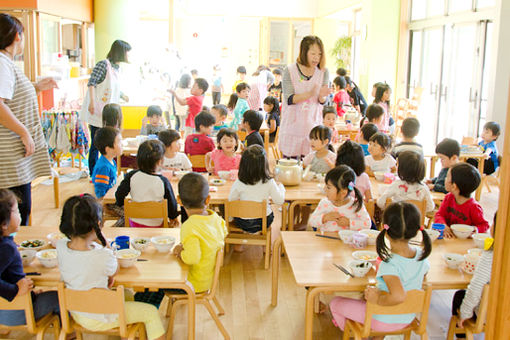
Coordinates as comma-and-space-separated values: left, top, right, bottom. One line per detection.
124, 198, 169, 227
0, 293, 60, 339
461, 136, 477, 146
188, 154, 207, 169
224, 200, 271, 269
269, 127, 282, 160
365, 199, 378, 228
165, 248, 230, 340
386, 199, 427, 226
263, 130, 270, 154
446, 284, 489, 340
342, 284, 432, 340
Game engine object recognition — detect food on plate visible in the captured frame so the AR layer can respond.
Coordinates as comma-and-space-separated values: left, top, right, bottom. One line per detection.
21, 240, 44, 248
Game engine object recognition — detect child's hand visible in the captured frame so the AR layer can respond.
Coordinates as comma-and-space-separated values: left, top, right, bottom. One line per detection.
457, 316, 468, 329
364, 286, 379, 304
141, 116, 149, 125
169, 218, 180, 228
16, 277, 34, 296
173, 243, 183, 257
425, 179, 432, 184
427, 183, 435, 190
322, 212, 342, 224
337, 216, 350, 228
108, 276, 115, 289
444, 226, 455, 238
365, 167, 374, 177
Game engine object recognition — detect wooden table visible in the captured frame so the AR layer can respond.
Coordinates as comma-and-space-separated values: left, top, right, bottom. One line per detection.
271, 231, 475, 340
15, 226, 196, 340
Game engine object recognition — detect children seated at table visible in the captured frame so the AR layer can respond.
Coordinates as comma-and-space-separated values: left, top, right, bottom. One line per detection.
426, 138, 460, 194
140, 105, 166, 136
358, 123, 378, 156
0, 189, 60, 326
333, 76, 350, 117
365, 132, 396, 176
263, 96, 281, 143
335, 140, 372, 201
115, 140, 179, 228
230, 83, 250, 129
206, 128, 241, 175
434, 163, 489, 237
211, 104, 229, 136
170, 78, 209, 137
92, 127, 122, 199
322, 106, 339, 144
330, 202, 431, 333
303, 125, 336, 175
467, 121, 501, 175
309, 165, 371, 232
392, 117, 423, 158
158, 129, 192, 171
184, 111, 216, 172
376, 151, 434, 212
242, 110, 264, 148
56, 194, 165, 340
102, 103, 123, 129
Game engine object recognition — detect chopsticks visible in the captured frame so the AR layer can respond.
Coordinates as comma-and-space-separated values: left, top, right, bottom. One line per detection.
25, 272, 41, 276
137, 259, 148, 262
315, 234, 341, 240
333, 263, 354, 278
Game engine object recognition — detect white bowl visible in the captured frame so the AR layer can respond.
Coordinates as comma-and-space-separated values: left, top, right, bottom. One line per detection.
131, 237, 150, 252
425, 229, 440, 242
374, 171, 385, 181
443, 253, 464, 269
36, 249, 58, 268
218, 171, 230, 180
116, 249, 141, 268
19, 239, 46, 251
360, 230, 380, 245
461, 254, 479, 274
47, 232, 66, 248
348, 260, 372, 277
174, 170, 190, 180
338, 230, 356, 244
467, 248, 483, 257
472, 233, 490, 249
19, 249, 36, 266
451, 224, 475, 239
151, 236, 176, 253
352, 250, 378, 264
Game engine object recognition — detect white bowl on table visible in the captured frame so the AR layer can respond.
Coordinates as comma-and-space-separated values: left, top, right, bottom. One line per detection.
131, 237, 150, 252
338, 230, 356, 244
348, 260, 372, 277
151, 236, 176, 253
19, 239, 46, 251
352, 250, 378, 265
472, 233, 490, 248
47, 232, 66, 248
443, 253, 464, 269
451, 224, 475, 239
467, 248, 483, 257
116, 249, 141, 268
36, 249, 58, 268
360, 230, 380, 245
425, 229, 440, 242
19, 249, 37, 266
374, 171, 385, 181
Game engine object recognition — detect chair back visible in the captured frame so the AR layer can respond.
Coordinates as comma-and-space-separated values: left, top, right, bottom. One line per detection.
365, 199, 377, 228
461, 136, 477, 145
206, 248, 224, 298
237, 130, 247, 142
124, 198, 169, 227
225, 200, 268, 234
270, 127, 282, 160
264, 130, 270, 154
473, 284, 490, 333
188, 154, 207, 169
386, 198, 427, 226
0, 294, 37, 333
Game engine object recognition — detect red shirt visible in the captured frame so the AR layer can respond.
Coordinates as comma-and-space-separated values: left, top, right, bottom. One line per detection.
434, 193, 489, 233
185, 95, 204, 128
333, 90, 351, 117
184, 133, 215, 172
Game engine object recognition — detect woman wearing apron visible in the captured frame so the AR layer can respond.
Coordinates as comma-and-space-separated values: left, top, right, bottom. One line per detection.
279, 35, 330, 158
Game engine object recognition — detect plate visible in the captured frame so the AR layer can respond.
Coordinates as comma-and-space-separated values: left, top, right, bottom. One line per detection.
210, 179, 226, 186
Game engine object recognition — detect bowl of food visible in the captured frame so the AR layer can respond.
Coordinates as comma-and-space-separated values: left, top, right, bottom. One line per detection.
36, 249, 58, 268
338, 230, 356, 244
174, 170, 190, 180
467, 248, 483, 257
352, 250, 378, 264
151, 236, 176, 253
443, 253, 464, 269
360, 230, 380, 245
131, 237, 150, 252
451, 224, 475, 239
19, 249, 36, 266
47, 232, 66, 248
218, 171, 230, 181
425, 229, 440, 242
374, 171, 385, 181
348, 260, 372, 277
210, 178, 226, 186
472, 233, 490, 249
19, 239, 46, 251
116, 249, 141, 268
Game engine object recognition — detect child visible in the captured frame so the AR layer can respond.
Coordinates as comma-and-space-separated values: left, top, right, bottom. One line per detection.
345, 76, 367, 114
303, 125, 336, 174
0, 189, 60, 326
268, 68, 283, 102
173, 74, 192, 131
263, 96, 281, 143
190, 69, 198, 79
92, 127, 122, 199
376, 151, 434, 212
434, 163, 489, 236
211, 104, 229, 136
359, 123, 378, 156
158, 129, 192, 171
56, 194, 165, 340
360, 103, 384, 130
392, 117, 423, 158
211, 65, 223, 105
308, 165, 371, 232
333, 76, 351, 117
140, 105, 166, 136
115, 140, 180, 228
205, 128, 241, 175
228, 145, 285, 233
374, 83, 394, 133
322, 106, 338, 144
102, 103, 123, 129
232, 65, 247, 93
170, 78, 209, 137
467, 121, 500, 175
365, 132, 396, 176
336, 140, 372, 201
242, 110, 264, 148
184, 111, 216, 172
426, 138, 460, 194
330, 202, 431, 333
230, 83, 250, 129
226, 93, 238, 115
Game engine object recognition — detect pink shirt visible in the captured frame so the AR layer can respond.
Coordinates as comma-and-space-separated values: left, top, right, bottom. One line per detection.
210, 149, 241, 175
355, 173, 371, 198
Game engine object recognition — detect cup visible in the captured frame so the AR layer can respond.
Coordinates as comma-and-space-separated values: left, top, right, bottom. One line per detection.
461, 254, 479, 274
352, 232, 368, 249
111, 236, 130, 250
432, 223, 446, 240
229, 169, 239, 181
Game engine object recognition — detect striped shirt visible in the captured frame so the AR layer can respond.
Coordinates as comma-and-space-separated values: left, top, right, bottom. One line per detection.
460, 250, 493, 320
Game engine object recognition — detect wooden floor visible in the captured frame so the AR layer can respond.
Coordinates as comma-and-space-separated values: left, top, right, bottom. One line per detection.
5, 175, 496, 340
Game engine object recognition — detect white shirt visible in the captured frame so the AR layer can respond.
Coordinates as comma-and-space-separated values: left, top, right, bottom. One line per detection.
228, 179, 285, 216
376, 179, 435, 212
365, 154, 397, 173
163, 152, 192, 170
308, 197, 372, 232
0, 54, 15, 99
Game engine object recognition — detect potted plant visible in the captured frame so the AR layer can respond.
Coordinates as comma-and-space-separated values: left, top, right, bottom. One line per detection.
330, 36, 352, 70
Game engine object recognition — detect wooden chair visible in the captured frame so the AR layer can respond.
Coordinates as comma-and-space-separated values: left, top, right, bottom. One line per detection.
365, 199, 377, 228
124, 198, 169, 227
269, 127, 282, 160
263, 130, 270, 154
461, 136, 477, 146
237, 130, 247, 142
343, 284, 432, 340
224, 200, 271, 269
482, 156, 502, 193
57, 282, 146, 340
188, 154, 207, 169
386, 199, 428, 226
165, 249, 229, 340
446, 284, 489, 340
0, 294, 60, 340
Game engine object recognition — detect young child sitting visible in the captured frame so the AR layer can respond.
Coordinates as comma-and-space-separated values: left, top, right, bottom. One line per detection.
434, 162, 489, 237
92, 127, 122, 199
206, 128, 241, 175
211, 104, 229, 136
336, 140, 372, 201
140, 105, 166, 136
358, 123, 378, 156
322, 106, 339, 144
332, 76, 351, 117
263, 96, 281, 143
184, 111, 216, 172
102, 103, 123, 129
376, 151, 434, 212
426, 138, 460, 194
303, 125, 336, 175
158, 129, 192, 171
392, 117, 423, 158
309, 165, 371, 232
230, 83, 250, 129
467, 121, 500, 175
360, 103, 384, 129
365, 132, 396, 176
56, 194, 165, 340
115, 140, 180, 228
242, 110, 264, 148
170, 78, 209, 137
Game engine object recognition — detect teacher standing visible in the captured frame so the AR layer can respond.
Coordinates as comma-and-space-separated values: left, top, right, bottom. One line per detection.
0, 13, 57, 225
279, 35, 330, 158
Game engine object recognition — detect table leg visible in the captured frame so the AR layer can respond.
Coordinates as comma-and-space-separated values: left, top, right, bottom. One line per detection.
305, 286, 339, 340
271, 236, 283, 306
475, 158, 485, 201
281, 202, 289, 231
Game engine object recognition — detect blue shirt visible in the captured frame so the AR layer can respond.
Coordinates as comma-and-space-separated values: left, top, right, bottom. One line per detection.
0, 236, 25, 301
360, 143, 370, 156
230, 98, 249, 128
92, 155, 117, 199
478, 140, 499, 169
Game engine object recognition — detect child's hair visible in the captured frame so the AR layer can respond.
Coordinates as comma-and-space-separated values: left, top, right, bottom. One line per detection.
178, 173, 209, 209
238, 145, 271, 185
360, 123, 379, 142
216, 128, 239, 151
212, 104, 228, 117
365, 104, 384, 122
235, 82, 250, 93
201, 105, 210, 113
344, 76, 353, 87
397, 151, 425, 183
190, 69, 198, 76
242, 110, 263, 131
336, 68, 347, 76
227, 93, 238, 110
137, 139, 165, 173
178, 73, 192, 88
374, 83, 391, 105
236, 66, 247, 74
272, 68, 282, 76
372, 81, 385, 90
194, 111, 216, 130
333, 76, 346, 89
94, 127, 119, 155
102, 103, 123, 128
147, 105, 163, 117
309, 125, 335, 152
263, 96, 280, 115
194, 78, 209, 93
401, 117, 420, 138
335, 140, 365, 176
450, 162, 481, 197
369, 132, 391, 151
59, 194, 106, 246
483, 121, 501, 139
324, 165, 363, 212
158, 129, 180, 147
377, 202, 431, 262
322, 105, 336, 118
0, 189, 17, 233
435, 138, 460, 158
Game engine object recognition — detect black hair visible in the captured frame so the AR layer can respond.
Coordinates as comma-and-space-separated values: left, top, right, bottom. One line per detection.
236, 66, 247, 74
449, 162, 481, 197
216, 128, 239, 151
178, 173, 209, 209
212, 104, 228, 117
309, 125, 334, 152
322, 105, 336, 118
252, 65, 270, 76
397, 151, 425, 184
0, 13, 24, 50
373, 81, 385, 89
263, 96, 280, 116
194, 78, 209, 93
325, 165, 363, 212
136, 139, 165, 173
401, 117, 420, 138
335, 141, 365, 176
107, 40, 131, 64
238, 145, 271, 185
190, 69, 198, 76
242, 110, 263, 131
194, 111, 216, 130
483, 121, 501, 139
365, 104, 384, 122
0, 189, 17, 237
147, 105, 163, 117
102, 103, 123, 128
435, 138, 460, 158
336, 68, 347, 77
344, 76, 353, 86
360, 123, 379, 142
236, 82, 250, 93
374, 83, 391, 108
94, 127, 120, 155
272, 68, 282, 76
369, 132, 391, 151
158, 129, 180, 147
178, 73, 192, 88
202, 105, 210, 113
333, 76, 346, 89
376, 202, 431, 262
59, 194, 106, 246
227, 93, 238, 111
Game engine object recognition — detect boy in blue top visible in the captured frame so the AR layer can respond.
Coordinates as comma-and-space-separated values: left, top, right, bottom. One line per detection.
467, 121, 500, 175
91, 127, 122, 198
230, 82, 250, 129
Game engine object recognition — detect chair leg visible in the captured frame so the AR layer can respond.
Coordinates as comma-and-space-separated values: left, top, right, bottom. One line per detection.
203, 301, 231, 340
421, 331, 429, 340
342, 323, 350, 340
58, 329, 67, 340
212, 296, 225, 315
466, 331, 474, 340
165, 296, 174, 317
264, 237, 271, 270
404, 331, 412, 340
52, 317, 61, 339
446, 316, 458, 340
166, 300, 185, 340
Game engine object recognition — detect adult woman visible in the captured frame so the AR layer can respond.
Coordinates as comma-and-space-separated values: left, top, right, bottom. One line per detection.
247, 65, 274, 111
279, 36, 330, 158
0, 13, 57, 225
81, 39, 131, 175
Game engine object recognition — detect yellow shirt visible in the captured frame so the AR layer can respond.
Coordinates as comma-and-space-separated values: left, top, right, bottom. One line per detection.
232, 79, 244, 93
180, 210, 227, 293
